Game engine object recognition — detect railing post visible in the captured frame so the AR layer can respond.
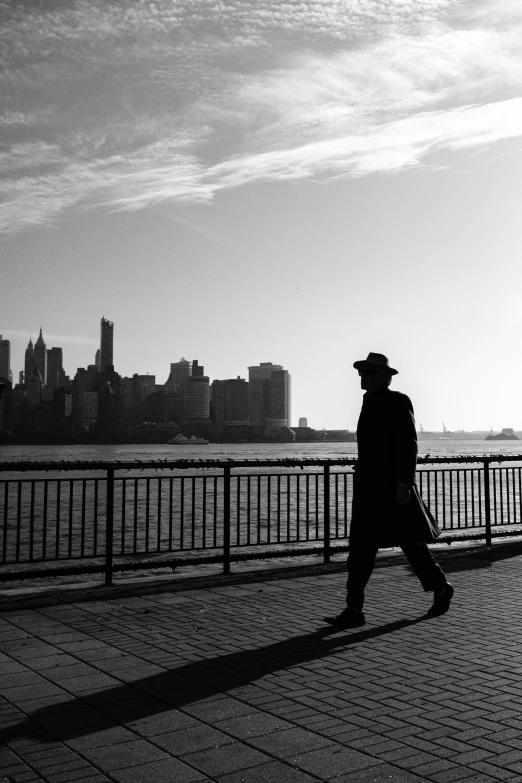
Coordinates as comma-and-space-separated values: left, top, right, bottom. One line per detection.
105, 468, 114, 586
483, 459, 492, 547
223, 466, 231, 574
323, 464, 331, 564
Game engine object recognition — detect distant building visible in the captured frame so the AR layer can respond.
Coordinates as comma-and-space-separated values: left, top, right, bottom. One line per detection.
192, 359, 204, 377
0, 335, 10, 380
211, 378, 249, 427
26, 364, 45, 406
100, 317, 114, 371
24, 337, 34, 384
19, 371, 25, 385
0, 378, 12, 436
95, 349, 101, 370
247, 362, 291, 427
41, 386, 54, 403
269, 369, 291, 426
132, 374, 156, 423
33, 328, 47, 384
82, 391, 99, 429
120, 377, 134, 425
183, 374, 210, 420
248, 362, 283, 424
54, 387, 73, 433
248, 362, 284, 382
224, 378, 249, 424
165, 357, 192, 391
47, 347, 65, 389
298, 417, 308, 428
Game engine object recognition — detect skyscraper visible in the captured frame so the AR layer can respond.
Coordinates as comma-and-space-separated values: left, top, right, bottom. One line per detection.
0, 335, 10, 380
248, 362, 283, 424
183, 375, 210, 419
47, 347, 65, 389
182, 361, 209, 420
165, 358, 191, 391
270, 369, 291, 426
100, 317, 114, 371
248, 362, 283, 382
24, 337, 34, 384
211, 378, 249, 427
33, 328, 47, 384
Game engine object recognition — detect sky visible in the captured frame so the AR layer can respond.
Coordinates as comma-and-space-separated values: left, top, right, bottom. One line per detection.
1, 0, 522, 431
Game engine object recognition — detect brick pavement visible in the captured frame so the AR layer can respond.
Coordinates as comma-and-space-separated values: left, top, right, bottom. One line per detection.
1, 541, 522, 782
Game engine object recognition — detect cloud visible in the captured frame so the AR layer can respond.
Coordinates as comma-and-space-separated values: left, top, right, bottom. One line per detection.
0, 329, 99, 346
1, 0, 522, 235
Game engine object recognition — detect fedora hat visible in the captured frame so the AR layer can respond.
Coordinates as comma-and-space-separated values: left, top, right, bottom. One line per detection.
353, 352, 398, 375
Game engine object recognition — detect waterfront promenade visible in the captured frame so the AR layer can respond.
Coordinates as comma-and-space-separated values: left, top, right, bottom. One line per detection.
1, 541, 522, 783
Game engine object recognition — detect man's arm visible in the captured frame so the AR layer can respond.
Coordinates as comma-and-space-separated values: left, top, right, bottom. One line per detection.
393, 394, 418, 505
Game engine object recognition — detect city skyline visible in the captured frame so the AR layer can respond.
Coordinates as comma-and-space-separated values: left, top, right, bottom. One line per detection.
2, 0, 522, 432
1, 323, 521, 434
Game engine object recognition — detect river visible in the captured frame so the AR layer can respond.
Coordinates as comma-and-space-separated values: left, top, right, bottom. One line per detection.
1, 438, 522, 464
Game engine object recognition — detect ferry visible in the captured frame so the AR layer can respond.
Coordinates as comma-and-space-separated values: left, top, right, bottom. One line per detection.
168, 434, 209, 445
485, 428, 519, 441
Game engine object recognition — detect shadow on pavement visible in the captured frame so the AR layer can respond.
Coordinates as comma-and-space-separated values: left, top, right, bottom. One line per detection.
404, 539, 522, 578
0, 614, 430, 745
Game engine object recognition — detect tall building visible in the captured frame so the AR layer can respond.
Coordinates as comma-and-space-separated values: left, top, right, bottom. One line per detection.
100, 317, 114, 371
211, 378, 249, 427
183, 372, 210, 420
120, 377, 134, 426
298, 417, 308, 428
0, 379, 12, 436
0, 335, 10, 380
165, 358, 191, 391
192, 359, 204, 377
248, 362, 283, 382
247, 362, 285, 425
270, 369, 291, 426
95, 349, 101, 370
132, 374, 156, 423
33, 328, 47, 384
26, 363, 44, 406
24, 337, 34, 384
82, 391, 99, 430
47, 347, 65, 389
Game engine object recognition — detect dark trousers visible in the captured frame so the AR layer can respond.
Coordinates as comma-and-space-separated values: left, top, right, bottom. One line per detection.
346, 540, 448, 611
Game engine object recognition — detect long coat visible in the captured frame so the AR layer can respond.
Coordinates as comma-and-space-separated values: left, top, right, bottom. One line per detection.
350, 384, 440, 548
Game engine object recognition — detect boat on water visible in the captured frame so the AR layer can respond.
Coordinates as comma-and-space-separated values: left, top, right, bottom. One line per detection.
485, 428, 519, 441
168, 434, 209, 445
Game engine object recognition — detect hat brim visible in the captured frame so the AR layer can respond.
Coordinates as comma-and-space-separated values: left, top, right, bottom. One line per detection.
353, 360, 398, 375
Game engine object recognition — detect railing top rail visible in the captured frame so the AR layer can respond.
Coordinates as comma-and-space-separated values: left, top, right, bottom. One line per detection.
1, 453, 522, 473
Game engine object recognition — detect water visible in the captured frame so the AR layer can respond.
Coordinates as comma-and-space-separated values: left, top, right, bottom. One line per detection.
2, 438, 522, 463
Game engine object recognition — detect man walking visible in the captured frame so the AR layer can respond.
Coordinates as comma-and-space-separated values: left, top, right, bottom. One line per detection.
325, 352, 453, 630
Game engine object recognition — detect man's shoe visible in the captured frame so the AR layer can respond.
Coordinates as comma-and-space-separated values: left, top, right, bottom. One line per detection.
427, 583, 454, 616
324, 607, 366, 629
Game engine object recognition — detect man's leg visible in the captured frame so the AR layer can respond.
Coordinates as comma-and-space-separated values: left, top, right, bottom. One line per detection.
346, 540, 380, 611
324, 540, 378, 628
400, 541, 454, 615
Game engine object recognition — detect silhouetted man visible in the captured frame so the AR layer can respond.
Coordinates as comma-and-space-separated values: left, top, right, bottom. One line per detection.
325, 352, 453, 629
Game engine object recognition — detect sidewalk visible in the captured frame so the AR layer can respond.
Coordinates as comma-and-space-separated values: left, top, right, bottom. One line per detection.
1, 542, 522, 783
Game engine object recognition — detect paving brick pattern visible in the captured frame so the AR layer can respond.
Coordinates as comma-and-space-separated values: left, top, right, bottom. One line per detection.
1, 542, 522, 782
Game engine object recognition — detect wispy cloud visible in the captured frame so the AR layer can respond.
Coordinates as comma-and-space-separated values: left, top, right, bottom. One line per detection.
1, 0, 521, 235
0, 329, 98, 346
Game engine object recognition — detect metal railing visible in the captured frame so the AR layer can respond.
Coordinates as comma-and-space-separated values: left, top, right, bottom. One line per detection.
1, 455, 522, 584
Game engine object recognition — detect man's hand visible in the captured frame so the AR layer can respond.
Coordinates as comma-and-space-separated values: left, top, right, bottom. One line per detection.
396, 483, 411, 506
